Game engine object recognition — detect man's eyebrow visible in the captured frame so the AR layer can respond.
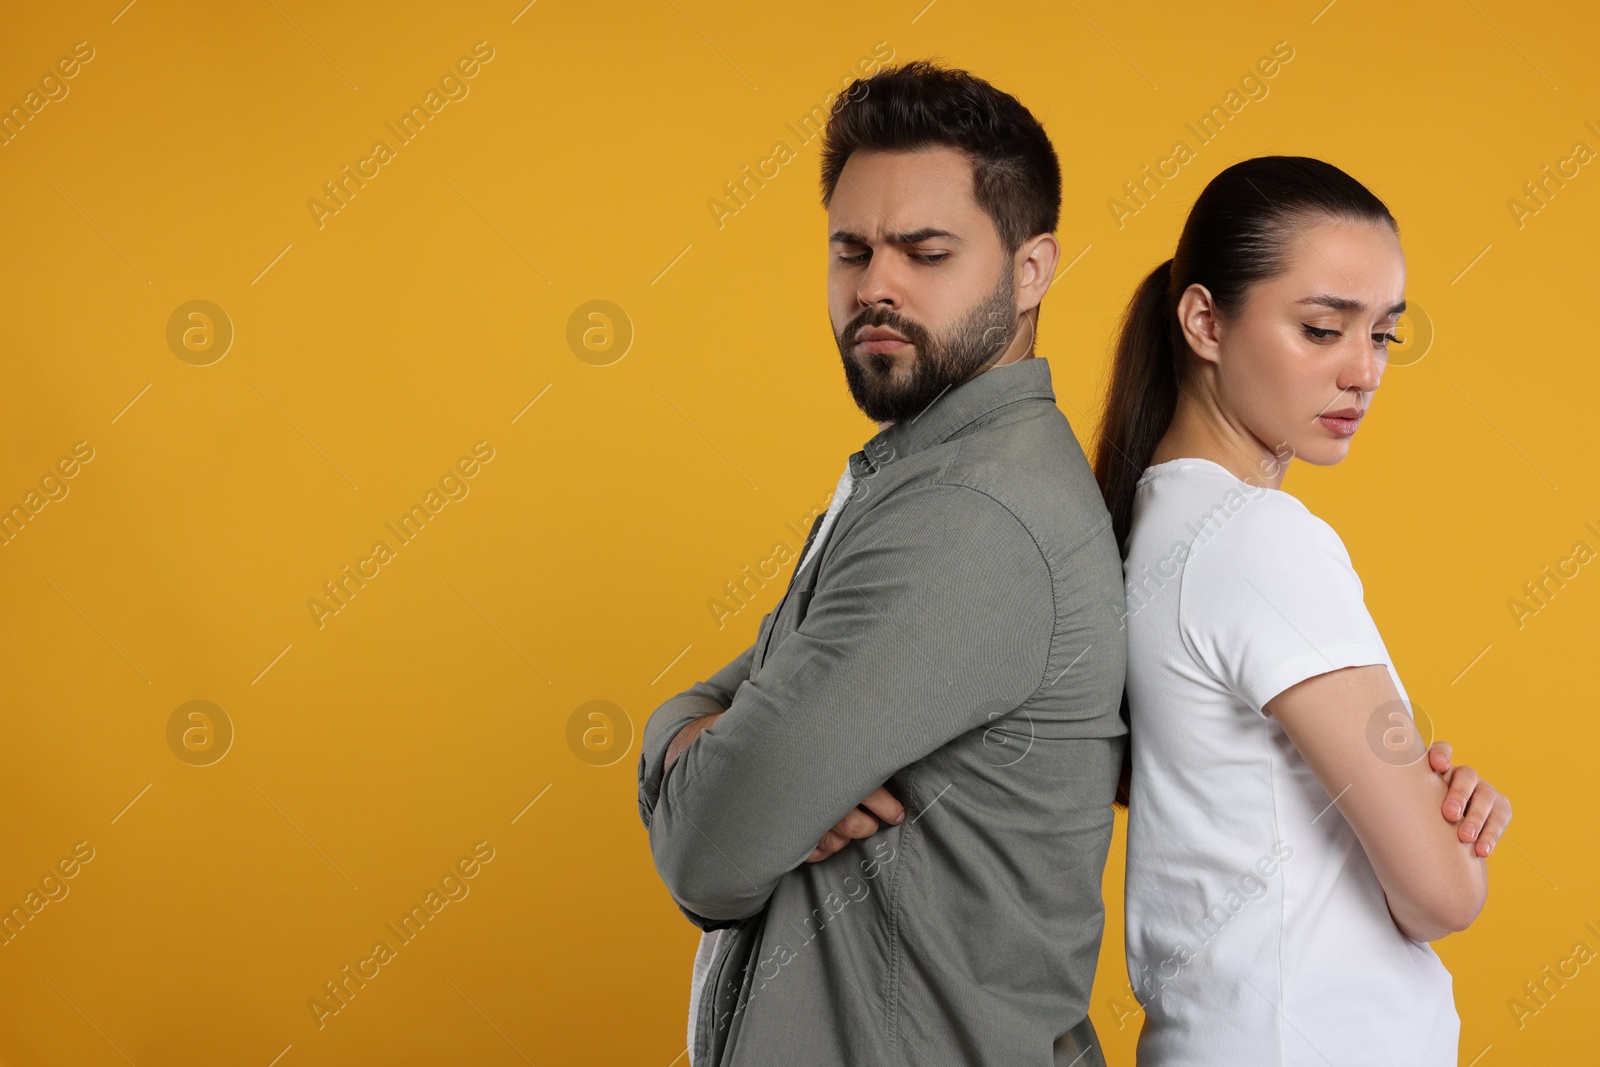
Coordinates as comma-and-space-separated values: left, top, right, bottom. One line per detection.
1296, 293, 1407, 315
829, 227, 964, 245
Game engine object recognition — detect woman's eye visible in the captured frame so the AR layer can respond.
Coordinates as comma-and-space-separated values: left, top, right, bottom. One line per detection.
1301, 324, 1338, 341
1374, 331, 1399, 346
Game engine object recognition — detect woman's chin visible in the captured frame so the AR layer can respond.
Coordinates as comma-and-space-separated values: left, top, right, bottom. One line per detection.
1297, 436, 1356, 467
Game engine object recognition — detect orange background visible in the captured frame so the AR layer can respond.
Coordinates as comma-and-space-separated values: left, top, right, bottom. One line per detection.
1, 1, 1595, 1064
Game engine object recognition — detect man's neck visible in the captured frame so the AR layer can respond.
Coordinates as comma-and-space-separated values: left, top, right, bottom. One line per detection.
876, 351, 1036, 432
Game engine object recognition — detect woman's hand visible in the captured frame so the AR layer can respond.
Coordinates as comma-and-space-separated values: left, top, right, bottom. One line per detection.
1427, 741, 1512, 858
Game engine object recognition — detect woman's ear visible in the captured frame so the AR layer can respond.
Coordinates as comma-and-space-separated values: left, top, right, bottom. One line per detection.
1176, 283, 1224, 367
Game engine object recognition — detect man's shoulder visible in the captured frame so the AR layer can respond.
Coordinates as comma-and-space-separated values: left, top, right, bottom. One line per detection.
931, 402, 1115, 562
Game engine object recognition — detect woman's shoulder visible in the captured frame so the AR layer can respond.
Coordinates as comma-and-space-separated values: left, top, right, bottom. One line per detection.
1203, 483, 1339, 547
1137, 461, 1343, 559
1178, 483, 1363, 610
1171, 483, 1381, 707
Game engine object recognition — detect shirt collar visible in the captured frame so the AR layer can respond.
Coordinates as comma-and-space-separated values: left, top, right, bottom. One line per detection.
847, 357, 1057, 479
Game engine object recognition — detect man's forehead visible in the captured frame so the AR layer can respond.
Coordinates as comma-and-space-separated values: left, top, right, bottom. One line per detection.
828, 147, 982, 237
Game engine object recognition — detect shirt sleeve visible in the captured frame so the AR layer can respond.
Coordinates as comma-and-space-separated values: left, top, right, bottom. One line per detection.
637, 637, 758, 830
1177, 495, 1392, 717
645, 482, 1054, 923
637, 637, 759, 931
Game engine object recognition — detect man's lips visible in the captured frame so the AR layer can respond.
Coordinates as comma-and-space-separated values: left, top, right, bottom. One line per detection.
855, 327, 910, 355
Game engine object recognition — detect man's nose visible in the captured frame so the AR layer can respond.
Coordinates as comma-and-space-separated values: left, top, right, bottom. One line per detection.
856, 254, 905, 310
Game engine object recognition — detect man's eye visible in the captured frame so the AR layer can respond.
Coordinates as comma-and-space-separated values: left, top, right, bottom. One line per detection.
836, 251, 949, 264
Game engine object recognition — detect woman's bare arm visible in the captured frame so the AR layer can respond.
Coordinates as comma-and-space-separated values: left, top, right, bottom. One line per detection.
1268, 663, 1492, 942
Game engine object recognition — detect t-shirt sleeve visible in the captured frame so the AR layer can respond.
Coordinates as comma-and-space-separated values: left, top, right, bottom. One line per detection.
1177, 495, 1392, 716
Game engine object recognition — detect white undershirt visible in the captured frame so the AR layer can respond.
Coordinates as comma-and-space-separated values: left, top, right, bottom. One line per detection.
685, 461, 856, 1064
1122, 458, 1458, 1065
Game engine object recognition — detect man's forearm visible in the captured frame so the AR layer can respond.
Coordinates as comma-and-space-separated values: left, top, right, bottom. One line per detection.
636, 640, 755, 836
664, 712, 724, 773
647, 484, 1055, 922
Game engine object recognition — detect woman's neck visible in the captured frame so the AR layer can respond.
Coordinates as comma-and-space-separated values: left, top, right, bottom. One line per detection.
1150, 395, 1289, 491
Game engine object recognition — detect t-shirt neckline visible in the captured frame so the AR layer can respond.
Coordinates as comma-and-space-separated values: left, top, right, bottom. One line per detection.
1137, 455, 1290, 495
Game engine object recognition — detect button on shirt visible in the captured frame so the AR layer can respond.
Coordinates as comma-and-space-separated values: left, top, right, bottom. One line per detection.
638, 357, 1129, 1067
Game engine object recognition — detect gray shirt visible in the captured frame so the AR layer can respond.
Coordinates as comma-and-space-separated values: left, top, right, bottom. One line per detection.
638, 356, 1129, 1066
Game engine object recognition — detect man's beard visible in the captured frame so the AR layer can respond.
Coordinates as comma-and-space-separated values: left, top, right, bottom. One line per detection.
835, 260, 1018, 424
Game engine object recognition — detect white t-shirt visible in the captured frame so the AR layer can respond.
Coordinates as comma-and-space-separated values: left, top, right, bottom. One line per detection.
686, 461, 856, 1064
1122, 457, 1458, 1066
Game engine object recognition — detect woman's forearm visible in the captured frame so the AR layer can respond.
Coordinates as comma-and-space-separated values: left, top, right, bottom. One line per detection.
1269, 664, 1492, 941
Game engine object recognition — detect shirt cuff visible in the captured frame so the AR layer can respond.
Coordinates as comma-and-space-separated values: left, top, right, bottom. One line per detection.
637, 691, 726, 830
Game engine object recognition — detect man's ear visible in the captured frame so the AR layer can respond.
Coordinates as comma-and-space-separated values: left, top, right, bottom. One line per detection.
1015, 232, 1060, 314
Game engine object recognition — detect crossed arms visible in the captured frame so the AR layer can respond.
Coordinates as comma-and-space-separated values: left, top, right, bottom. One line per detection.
639, 484, 1514, 941
636, 483, 1053, 924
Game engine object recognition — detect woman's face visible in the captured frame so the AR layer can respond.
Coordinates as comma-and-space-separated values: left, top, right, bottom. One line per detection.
1188, 217, 1406, 469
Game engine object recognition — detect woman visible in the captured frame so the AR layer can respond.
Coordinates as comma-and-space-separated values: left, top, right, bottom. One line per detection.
1094, 156, 1512, 1064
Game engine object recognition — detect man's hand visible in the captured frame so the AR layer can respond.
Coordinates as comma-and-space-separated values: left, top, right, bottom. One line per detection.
664, 712, 723, 773
1427, 740, 1512, 857
805, 785, 904, 863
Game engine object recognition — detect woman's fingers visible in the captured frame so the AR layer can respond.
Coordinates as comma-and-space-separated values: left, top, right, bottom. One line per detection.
1458, 776, 1502, 844
1442, 764, 1479, 822
1474, 793, 1513, 857
1427, 740, 1452, 775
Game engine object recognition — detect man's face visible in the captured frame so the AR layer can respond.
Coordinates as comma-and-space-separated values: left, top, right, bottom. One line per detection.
827, 146, 1019, 425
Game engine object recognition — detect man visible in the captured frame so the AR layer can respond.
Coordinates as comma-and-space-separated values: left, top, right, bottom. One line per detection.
637, 60, 1128, 1066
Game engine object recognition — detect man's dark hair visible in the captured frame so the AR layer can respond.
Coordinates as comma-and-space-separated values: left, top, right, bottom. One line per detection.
819, 59, 1062, 256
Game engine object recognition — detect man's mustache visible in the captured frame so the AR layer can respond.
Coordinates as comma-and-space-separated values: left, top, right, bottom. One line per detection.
843, 312, 928, 347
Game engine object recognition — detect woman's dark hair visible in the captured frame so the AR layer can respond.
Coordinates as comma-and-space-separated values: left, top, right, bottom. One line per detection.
819, 59, 1061, 257
1096, 155, 1398, 808
1095, 155, 1398, 554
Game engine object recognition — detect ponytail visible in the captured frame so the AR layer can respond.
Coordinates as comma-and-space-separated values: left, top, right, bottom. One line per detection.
1094, 258, 1180, 555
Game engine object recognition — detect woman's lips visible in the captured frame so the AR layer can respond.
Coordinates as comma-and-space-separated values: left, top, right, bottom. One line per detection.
1318, 414, 1361, 436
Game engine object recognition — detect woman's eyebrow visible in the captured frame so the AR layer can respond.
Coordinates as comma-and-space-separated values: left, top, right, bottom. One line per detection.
1297, 293, 1407, 315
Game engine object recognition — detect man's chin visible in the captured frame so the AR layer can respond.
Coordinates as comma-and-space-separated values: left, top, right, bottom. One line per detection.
840, 343, 945, 422
851, 349, 917, 377
851, 384, 939, 424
